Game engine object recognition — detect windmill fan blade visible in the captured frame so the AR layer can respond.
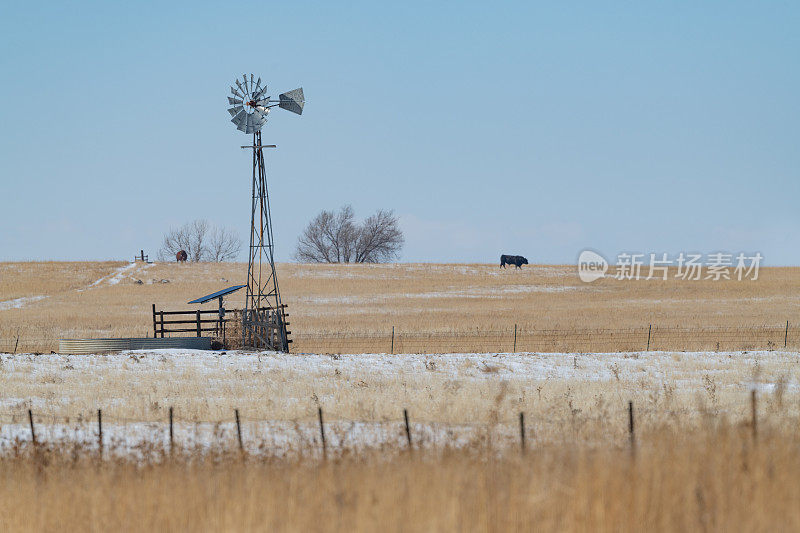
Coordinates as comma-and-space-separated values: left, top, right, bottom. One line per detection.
228, 75, 304, 134
278, 88, 305, 115
253, 81, 265, 100
254, 109, 268, 128
231, 110, 246, 126
252, 113, 265, 133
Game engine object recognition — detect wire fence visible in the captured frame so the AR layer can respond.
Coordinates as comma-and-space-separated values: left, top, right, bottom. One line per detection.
0, 395, 774, 459
0, 323, 796, 354
292, 324, 796, 354
0, 404, 752, 427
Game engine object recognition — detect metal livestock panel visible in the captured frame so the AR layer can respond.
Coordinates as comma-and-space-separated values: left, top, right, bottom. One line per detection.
58, 337, 212, 355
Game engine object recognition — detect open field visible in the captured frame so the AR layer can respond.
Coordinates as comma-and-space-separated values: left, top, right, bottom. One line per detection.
2, 425, 800, 532
0, 349, 798, 532
2, 261, 800, 352
2, 263, 800, 530
0, 349, 796, 445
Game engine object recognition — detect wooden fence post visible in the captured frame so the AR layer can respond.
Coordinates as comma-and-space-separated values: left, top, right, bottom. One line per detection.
98, 409, 103, 455
646, 325, 652, 351
751, 390, 757, 441
513, 324, 517, 353
28, 409, 36, 446
318, 407, 327, 459
628, 401, 635, 450
159, 311, 164, 338
152, 304, 157, 338
196, 310, 202, 337
785, 321, 789, 348
235, 409, 244, 453
169, 406, 174, 454
403, 409, 412, 448
391, 327, 395, 355
519, 412, 525, 453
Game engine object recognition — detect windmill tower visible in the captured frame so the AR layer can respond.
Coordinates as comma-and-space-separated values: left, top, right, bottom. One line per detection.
227, 74, 304, 351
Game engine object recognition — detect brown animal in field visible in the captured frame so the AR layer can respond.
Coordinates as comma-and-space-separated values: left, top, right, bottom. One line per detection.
176, 250, 188, 262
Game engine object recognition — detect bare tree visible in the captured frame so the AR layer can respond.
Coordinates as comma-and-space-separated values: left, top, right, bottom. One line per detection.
158, 219, 242, 262
294, 206, 403, 263
295, 206, 355, 263
208, 226, 242, 262
187, 219, 209, 262
355, 209, 405, 263
158, 222, 200, 262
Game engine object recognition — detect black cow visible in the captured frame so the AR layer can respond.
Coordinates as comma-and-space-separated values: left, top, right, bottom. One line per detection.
500, 254, 528, 269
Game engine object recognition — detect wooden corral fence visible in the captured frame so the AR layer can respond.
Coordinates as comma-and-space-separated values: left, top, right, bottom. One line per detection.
151, 304, 292, 349
152, 305, 225, 338
242, 305, 292, 351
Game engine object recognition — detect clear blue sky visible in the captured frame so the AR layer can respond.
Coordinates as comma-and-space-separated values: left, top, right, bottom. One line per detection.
1, 1, 798, 264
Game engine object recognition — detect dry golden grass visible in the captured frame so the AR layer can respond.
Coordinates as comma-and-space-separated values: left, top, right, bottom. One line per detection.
0, 424, 798, 532
2, 262, 799, 530
0, 350, 796, 429
2, 261, 800, 352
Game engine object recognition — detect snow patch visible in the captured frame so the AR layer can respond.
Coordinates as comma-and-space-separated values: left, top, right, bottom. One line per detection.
79, 262, 140, 291
0, 295, 48, 310
297, 285, 584, 305
0, 349, 796, 456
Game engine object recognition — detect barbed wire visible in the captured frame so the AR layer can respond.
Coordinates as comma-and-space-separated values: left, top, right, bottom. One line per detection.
0, 323, 797, 354
0, 401, 779, 428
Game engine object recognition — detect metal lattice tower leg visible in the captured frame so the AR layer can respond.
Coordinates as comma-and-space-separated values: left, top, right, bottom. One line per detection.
243, 131, 289, 351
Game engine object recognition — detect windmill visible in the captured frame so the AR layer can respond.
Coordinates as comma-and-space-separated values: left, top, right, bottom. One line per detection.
228, 74, 304, 351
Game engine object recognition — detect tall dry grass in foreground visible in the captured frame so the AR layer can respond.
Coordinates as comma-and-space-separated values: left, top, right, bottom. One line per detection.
1, 424, 798, 532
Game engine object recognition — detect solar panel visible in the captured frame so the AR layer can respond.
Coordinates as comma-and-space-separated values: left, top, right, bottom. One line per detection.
188, 285, 246, 304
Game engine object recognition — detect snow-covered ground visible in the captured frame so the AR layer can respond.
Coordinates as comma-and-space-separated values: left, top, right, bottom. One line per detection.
0, 295, 48, 310
0, 418, 493, 459
3, 348, 793, 385
297, 285, 585, 305
0, 349, 796, 456
77, 261, 152, 291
